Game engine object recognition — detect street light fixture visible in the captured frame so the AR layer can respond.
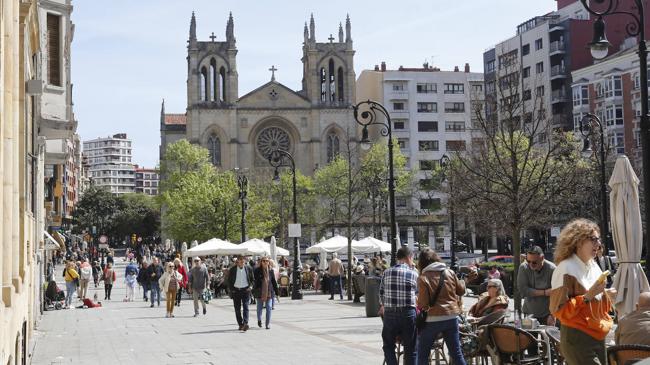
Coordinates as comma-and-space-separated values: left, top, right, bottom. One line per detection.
353, 100, 398, 266
236, 172, 248, 243
580, 113, 612, 256
580, 0, 650, 271
268, 149, 302, 300
440, 154, 457, 272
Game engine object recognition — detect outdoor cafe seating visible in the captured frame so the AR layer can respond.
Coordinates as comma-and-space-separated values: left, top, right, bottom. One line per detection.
607, 344, 650, 365
486, 324, 548, 365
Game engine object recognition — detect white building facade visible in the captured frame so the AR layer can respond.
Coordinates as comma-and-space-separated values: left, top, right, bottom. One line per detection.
83, 134, 136, 194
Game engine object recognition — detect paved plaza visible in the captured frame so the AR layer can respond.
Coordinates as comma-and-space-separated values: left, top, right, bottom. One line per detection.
31, 260, 491, 365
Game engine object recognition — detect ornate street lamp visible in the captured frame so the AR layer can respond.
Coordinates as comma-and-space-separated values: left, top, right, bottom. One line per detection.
580, 0, 650, 274
440, 154, 457, 272
236, 171, 248, 243
580, 113, 611, 255
268, 149, 302, 300
353, 100, 398, 266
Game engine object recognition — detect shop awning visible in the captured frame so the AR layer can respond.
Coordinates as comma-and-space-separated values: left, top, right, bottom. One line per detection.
44, 231, 60, 250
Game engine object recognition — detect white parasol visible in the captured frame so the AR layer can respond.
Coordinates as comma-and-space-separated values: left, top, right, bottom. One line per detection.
609, 155, 650, 318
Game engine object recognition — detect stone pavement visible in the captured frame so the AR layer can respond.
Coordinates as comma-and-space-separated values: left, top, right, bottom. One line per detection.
31, 260, 495, 365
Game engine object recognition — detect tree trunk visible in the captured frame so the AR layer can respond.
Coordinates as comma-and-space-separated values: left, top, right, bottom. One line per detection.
511, 224, 522, 312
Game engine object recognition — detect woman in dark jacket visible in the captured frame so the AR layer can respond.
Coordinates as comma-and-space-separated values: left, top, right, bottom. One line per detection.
253, 256, 279, 329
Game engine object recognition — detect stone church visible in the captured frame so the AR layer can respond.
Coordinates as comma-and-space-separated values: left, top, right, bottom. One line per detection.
160, 12, 357, 175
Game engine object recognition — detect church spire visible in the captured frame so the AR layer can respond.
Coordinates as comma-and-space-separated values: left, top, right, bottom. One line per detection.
160, 99, 165, 125
345, 14, 352, 43
226, 12, 235, 45
304, 22, 309, 44
338, 22, 344, 42
309, 13, 315, 42
189, 12, 197, 43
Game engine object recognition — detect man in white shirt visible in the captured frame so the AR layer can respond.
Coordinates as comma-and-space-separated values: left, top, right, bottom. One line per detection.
228, 255, 254, 331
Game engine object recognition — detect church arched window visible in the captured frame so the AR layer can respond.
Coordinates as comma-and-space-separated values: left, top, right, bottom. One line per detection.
326, 131, 340, 162
207, 134, 221, 166
337, 67, 345, 103
320, 67, 327, 102
219, 67, 226, 102
200, 67, 208, 101
329, 59, 336, 102
210, 59, 217, 102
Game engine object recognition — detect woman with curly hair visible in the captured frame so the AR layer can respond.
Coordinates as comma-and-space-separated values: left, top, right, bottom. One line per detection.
549, 218, 615, 365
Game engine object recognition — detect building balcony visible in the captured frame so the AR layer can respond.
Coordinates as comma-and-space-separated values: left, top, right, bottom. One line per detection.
551, 89, 568, 104
549, 41, 566, 55
550, 65, 567, 79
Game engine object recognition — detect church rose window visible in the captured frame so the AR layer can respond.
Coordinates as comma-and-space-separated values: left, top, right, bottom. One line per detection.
256, 127, 291, 158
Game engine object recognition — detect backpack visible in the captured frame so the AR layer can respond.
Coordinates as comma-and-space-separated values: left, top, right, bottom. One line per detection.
80, 266, 92, 280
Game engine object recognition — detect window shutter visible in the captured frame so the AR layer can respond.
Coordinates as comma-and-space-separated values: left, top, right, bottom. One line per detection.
47, 14, 61, 86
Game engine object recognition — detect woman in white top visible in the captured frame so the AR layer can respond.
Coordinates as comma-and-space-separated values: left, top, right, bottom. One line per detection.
159, 262, 183, 318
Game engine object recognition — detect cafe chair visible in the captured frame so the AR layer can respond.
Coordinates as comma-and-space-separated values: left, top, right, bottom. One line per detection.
460, 310, 508, 364
278, 276, 290, 297
488, 324, 548, 365
607, 344, 650, 365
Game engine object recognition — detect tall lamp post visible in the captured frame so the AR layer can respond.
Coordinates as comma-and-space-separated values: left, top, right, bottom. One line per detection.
353, 100, 398, 266
440, 154, 457, 272
268, 149, 303, 300
579, 0, 650, 274
236, 172, 248, 243
580, 113, 611, 255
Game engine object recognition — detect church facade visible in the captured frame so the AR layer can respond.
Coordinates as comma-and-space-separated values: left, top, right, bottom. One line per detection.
160, 12, 357, 176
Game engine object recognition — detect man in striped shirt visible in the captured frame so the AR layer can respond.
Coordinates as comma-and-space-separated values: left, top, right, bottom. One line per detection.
379, 246, 419, 365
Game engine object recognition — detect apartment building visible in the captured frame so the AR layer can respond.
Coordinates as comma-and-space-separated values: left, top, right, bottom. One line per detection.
357, 62, 483, 248
571, 38, 646, 169
135, 166, 160, 196
83, 134, 136, 194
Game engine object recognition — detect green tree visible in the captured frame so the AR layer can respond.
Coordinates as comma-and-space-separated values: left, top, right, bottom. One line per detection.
270, 170, 316, 247
72, 185, 122, 239
113, 193, 161, 241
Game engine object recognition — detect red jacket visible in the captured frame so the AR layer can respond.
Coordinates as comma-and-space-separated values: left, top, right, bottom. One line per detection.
177, 265, 188, 288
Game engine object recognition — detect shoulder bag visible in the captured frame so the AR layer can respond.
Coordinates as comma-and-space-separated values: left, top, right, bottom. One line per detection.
416, 269, 447, 331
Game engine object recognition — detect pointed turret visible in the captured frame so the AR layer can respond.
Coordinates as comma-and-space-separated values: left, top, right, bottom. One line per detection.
309, 13, 315, 42
160, 99, 165, 125
345, 14, 352, 42
226, 12, 235, 45
189, 12, 197, 43
338, 22, 344, 42
303, 22, 309, 43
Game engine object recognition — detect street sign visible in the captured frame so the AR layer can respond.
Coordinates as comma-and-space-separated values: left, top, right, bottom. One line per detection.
288, 224, 301, 238
99, 235, 108, 244
550, 226, 561, 237
92, 226, 97, 234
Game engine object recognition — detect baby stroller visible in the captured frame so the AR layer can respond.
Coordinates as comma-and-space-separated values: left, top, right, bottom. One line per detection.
44, 279, 65, 310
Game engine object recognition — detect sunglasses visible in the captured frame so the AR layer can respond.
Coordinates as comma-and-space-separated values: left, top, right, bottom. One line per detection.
588, 236, 602, 245
526, 259, 541, 265
487, 285, 498, 288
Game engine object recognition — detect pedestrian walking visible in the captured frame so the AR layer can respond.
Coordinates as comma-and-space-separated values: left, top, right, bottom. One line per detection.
137, 261, 150, 301
91, 260, 101, 288
228, 255, 253, 331
188, 257, 209, 317
125, 266, 138, 302
174, 257, 188, 306
379, 247, 419, 365
328, 252, 344, 300
159, 262, 182, 317
550, 218, 615, 365
101, 263, 116, 300
253, 256, 279, 329
63, 261, 79, 309
78, 259, 92, 299
147, 257, 163, 307
416, 248, 467, 365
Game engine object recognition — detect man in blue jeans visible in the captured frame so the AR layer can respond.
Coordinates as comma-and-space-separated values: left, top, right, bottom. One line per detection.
147, 257, 163, 307
379, 246, 419, 365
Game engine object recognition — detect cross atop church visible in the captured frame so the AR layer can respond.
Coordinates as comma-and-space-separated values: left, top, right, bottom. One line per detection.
328, 34, 335, 43
209, 32, 216, 42
269, 65, 277, 81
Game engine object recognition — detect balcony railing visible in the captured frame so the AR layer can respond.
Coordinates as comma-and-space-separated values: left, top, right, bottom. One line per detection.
550, 41, 565, 53
551, 89, 567, 103
550, 65, 566, 77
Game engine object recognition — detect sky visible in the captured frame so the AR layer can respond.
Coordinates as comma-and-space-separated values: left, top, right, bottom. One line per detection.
72, 0, 558, 168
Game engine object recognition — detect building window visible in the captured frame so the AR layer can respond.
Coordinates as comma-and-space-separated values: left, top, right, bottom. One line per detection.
329, 59, 336, 102
444, 83, 465, 94
523, 89, 532, 101
395, 197, 407, 209
47, 13, 62, 86
523, 67, 530, 78
392, 83, 405, 91
536, 62, 544, 74
393, 119, 407, 130
535, 38, 543, 50
572, 85, 589, 106
419, 198, 441, 211
536, 86, 545, 96
605, 105, 624, 126
320, 68, 327, 102
417, 102, 437, 113
326, 132, 340, 162
444, 102, 465, 113
397, 138, 408, 149
337, 67, 345, 102
486, 60, 495, 73
417, 83, 437, 93
418, 121, 438, 132
419, 160, 438, 170
418, 140, 439, 151
393, 102, 405, 111
446, 140, 466, 151
445, 121, 466, 132
522, 44, 530, 55
604, 75, 622, 98
200, 67, 208, 101
472, 84, 483, 93
610, 132, 625, 154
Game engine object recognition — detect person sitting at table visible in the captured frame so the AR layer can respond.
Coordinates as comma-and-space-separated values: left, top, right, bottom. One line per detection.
467, 279, 509, 321
615, 291, 650, 346
549, 219, 615, 365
